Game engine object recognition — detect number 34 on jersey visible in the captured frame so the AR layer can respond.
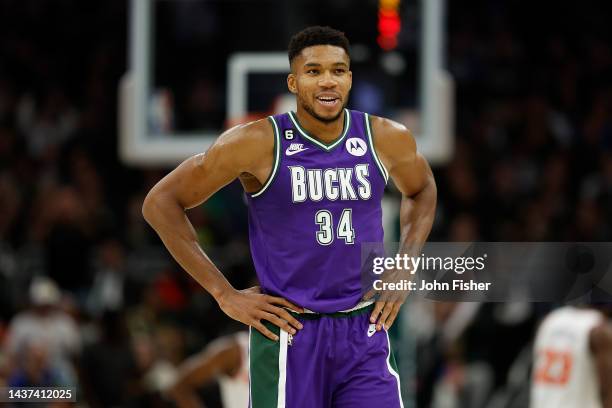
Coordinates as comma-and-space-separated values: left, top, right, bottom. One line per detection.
288, 164, 372, 247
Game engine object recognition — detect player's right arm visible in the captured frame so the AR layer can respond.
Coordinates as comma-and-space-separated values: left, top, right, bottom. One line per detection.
590, 322, 612, 408
167, 336, 242, 408
142, 119, 303, 341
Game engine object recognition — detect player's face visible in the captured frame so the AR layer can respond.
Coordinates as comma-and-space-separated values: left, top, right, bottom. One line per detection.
288, 45, 352, 123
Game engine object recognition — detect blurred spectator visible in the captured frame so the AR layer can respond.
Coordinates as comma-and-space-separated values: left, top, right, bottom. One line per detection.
7, 342, 61, 387
16, 87, 78, 160
4, 276, 81, 386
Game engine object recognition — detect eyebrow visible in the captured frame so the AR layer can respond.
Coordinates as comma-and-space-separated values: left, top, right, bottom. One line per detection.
303, 62, 349, 68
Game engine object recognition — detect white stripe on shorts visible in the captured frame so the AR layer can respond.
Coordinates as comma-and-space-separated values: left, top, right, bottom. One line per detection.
277, 329, 288, 408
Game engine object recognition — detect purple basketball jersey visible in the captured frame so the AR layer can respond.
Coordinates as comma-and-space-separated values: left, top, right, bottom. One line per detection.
246, 109, 388, 313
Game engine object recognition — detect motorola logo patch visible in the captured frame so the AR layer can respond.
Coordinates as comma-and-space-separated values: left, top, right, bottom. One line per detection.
345, 137, 367, 157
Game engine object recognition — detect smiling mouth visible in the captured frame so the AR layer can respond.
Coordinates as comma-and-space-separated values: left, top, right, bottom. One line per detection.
316, 96, 340, 106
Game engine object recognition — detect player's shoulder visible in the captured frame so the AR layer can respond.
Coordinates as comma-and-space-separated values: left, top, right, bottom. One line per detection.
366, 113, 416, 155
590, 320, 612, 353
367, 113, 409, 133
201, 117, 274, 171
216, 117, 274, 148
542, 306, 599, 327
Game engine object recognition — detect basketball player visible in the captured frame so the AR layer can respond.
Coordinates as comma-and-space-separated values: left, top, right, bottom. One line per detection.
530, 305, 612, 408
143, 26, 436, 407
167, 331, 249, 408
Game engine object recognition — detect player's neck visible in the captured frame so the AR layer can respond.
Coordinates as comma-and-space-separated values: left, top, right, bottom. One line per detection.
295, 107, 345, 143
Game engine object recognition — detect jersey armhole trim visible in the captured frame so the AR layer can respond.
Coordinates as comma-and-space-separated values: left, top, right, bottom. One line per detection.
250, 116, 280, 198
364, 113, 389, 184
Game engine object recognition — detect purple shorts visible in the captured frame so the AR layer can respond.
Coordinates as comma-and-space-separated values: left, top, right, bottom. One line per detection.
248, 304, 403, 408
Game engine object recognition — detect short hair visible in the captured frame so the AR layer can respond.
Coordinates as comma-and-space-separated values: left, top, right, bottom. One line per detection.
288, 26, 350, 64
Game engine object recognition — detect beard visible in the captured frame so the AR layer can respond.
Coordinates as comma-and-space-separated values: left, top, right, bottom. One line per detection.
298, 94, 347, 124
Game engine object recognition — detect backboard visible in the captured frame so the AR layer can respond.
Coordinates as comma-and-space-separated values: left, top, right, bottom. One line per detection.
120, 0, 453, 166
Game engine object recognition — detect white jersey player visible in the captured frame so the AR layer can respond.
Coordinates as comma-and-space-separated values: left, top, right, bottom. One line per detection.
530, 306, 612, 408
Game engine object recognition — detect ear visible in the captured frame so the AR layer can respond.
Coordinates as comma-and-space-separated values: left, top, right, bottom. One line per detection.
287, 73, 297, 94
348, 70, 353, 91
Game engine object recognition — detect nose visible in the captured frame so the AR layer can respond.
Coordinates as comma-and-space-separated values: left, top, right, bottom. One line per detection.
318, 71, 337, 88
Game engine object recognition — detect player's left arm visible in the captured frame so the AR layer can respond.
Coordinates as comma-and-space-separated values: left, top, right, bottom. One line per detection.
590, 322, 612, 408
368, 116, 437, 330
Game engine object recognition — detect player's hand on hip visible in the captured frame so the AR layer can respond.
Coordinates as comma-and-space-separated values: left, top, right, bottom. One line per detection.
217, 286, 304, 341
364, 269, 411, 332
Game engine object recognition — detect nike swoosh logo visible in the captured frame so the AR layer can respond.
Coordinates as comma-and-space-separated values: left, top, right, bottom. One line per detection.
285, 147, 309, 156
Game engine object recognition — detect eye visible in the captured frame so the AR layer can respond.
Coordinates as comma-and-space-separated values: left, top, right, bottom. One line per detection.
307, 69, 319, 75
334, 68, 347, 74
